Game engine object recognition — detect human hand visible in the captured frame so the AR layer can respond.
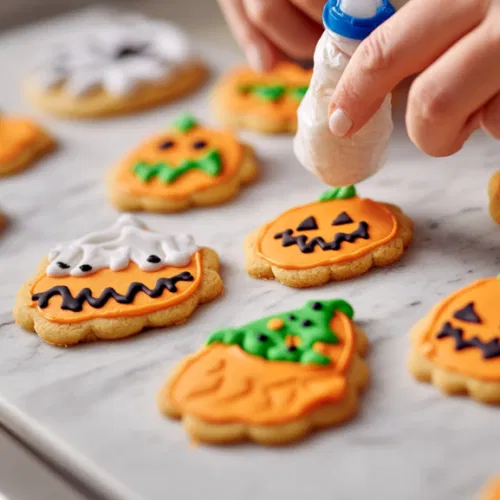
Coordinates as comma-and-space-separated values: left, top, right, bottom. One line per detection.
217, 0, 324, 70
329, 0, 500, 156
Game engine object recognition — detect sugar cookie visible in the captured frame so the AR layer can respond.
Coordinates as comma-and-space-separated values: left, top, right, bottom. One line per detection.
24, 15, 208, 118
488, 171, 500, 224
0, 116, 55, 176
14, 215, 223, 346
480, 477, 500, 500
212, 62, 311, 134
409, 277, 500, 404
245, 186, 413, 288
158, 299, 369, 445
109, 114, 258, 212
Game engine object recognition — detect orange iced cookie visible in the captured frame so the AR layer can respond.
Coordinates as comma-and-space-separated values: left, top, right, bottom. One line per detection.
158, 298, 369, 445
109, 114, 258, 213
245, 186, 413, 288
481, 477, 500, 499
0, 116, 55, 176
212, 62, 312, 134
488, 171, 500, 224
409, 277, 500, 404
14, 215, 222, 346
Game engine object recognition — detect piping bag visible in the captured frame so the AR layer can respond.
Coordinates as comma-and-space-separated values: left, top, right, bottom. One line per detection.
294, 0, 395, 186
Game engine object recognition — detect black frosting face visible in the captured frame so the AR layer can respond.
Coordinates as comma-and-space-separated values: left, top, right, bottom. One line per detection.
273, 211, 370, 254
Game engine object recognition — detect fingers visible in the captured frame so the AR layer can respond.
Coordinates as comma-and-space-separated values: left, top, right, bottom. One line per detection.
407, 21, 500, 156
481, 92, 500, 140
217, 0, 280, 70
289, 0, 325, 23
242, 0, 323, 60
329, 0, 486, 137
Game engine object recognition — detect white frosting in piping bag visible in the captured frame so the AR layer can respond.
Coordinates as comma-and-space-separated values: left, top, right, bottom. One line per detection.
33, 14, 194, 97
46, 215, 199, 277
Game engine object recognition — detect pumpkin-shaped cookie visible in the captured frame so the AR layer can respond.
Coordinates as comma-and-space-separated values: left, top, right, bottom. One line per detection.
409, 277, 500, 403
212, 62, 312, 134
488, 171, 500, 224
109, 115, 258, 212
245, 186, 413, 288
0, 116, 55, 176
159, 299, 369, 445
14, 215, 222, 346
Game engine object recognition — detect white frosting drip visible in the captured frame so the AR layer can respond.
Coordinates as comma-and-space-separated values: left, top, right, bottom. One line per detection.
46, 215, 199, 277
32, 14, 194, 97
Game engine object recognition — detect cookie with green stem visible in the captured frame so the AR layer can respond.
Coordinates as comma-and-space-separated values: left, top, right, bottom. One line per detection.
245, 186, 413, 288
158, 298, 369, 445
109, 114, 258, 213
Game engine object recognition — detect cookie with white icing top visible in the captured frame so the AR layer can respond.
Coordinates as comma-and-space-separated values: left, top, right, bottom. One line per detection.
245, 186, 413, 288
109, 114, 258, 213
14, 215, 223, 346
24, 15, 208, 118
0, 116, 56, 176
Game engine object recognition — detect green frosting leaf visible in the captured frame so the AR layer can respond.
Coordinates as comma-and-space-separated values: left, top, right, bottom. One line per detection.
204, 299, 355, 366
253, 84, 286, 101
238, 83, 308, 102
172, 114, 198, 133
133, 149, 222, 184
319, 185, 357, 202
290, 86, 308, 101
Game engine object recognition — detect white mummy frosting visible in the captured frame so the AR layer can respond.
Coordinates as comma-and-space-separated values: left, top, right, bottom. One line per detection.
46, 215, 199, 277
33, 15, 194, 97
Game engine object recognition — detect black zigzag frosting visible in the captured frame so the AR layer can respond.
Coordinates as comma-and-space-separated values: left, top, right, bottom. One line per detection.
32, 272, 195, 312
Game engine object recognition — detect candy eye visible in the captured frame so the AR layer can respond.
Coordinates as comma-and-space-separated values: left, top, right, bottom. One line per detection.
159, 139, 175, 150
192, 140, 207, 150
147, 255, 161, 264
79, 264, 92, 273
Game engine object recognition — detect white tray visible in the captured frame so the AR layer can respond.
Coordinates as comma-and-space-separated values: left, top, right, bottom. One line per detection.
1, 7, 500, 500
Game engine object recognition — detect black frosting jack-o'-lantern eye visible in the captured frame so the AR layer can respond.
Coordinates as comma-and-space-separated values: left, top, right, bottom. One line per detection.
332, 211, 354, 226
192, 140, 207, 150
453, 302, 482, 324
296, 216, 318, 231
159, 139, 175, 150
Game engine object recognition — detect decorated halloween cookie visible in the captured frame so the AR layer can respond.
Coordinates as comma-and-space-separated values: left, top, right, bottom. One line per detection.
409, 277, 500, 404
14, 215, 223, 346
488, 171, 500, 224
24, 15, 208, 118
245, 186, 413, 288
481, 477, 500, 500
212, 62, 312, 134
109, 115, 258, 212
158, 298, 369, 445
0, 116, 55, 176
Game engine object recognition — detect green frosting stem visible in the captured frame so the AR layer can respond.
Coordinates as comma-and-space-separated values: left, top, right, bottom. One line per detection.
133, 149, 222, 184
290, 86, 308, 101
172, 114, 198, 133
206, 299, 354, 366
238, 83, 308, 102
319, 185, 357, 202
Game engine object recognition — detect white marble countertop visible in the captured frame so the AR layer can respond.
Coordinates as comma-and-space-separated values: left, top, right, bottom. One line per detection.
1, 6, 500, 500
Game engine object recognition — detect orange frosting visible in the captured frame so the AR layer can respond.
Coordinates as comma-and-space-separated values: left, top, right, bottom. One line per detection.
30, 252, 203, 324
257, 197, 399, 270
0, 117, 45, 163
219, 62, 312, 122
115, 125, 243, 200
417, 278, 500, 381
482, 477, 500, 500
167, 311, 356, 425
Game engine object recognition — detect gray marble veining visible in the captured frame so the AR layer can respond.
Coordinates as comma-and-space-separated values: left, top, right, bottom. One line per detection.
1, 7, 500, 500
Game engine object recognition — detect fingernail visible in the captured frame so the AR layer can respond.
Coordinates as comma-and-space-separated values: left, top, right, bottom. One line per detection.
329, 108, 353, 137
245, 44, 265, 72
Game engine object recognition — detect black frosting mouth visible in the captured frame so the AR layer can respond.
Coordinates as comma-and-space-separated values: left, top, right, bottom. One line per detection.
273, 222, 369, 254
32, 272, 194, 313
